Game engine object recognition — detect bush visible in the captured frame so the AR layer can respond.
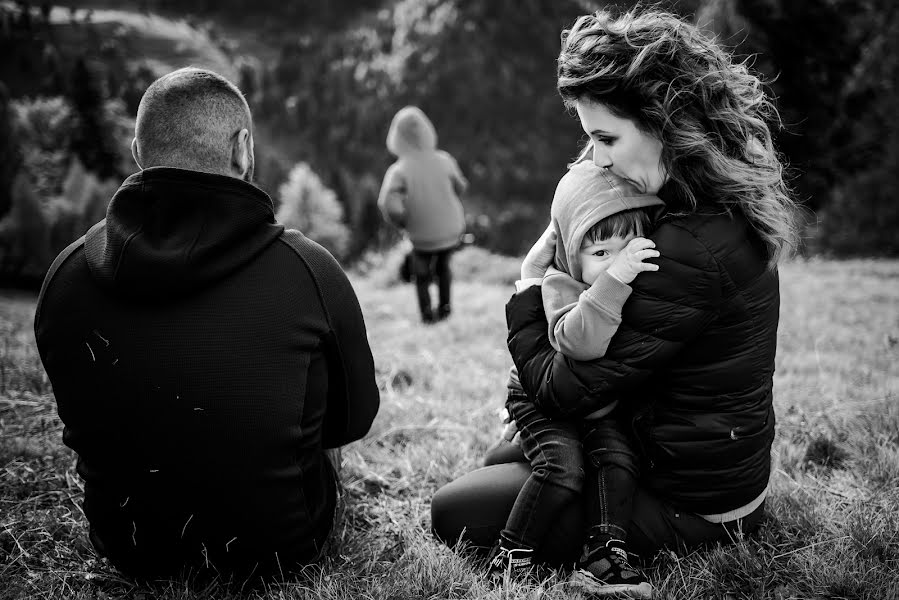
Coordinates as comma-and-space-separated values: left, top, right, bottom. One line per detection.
11, 96, 75, 198
275, 162, 351, 260
0, 97, 121, 285
0, 171, 51, 283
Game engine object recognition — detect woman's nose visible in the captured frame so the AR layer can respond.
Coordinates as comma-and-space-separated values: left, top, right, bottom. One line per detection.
593, 148, 612, 169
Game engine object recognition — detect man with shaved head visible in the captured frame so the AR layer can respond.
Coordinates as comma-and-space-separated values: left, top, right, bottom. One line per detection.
133, 67, 255, 179
35, 68, 380, 579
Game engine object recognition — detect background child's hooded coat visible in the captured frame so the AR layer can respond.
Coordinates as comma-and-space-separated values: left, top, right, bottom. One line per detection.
377, 106, 467, 252
544, 161, 665, 360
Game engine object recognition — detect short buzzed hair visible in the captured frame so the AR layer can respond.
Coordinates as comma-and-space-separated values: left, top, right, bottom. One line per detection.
135, 67, 252, 173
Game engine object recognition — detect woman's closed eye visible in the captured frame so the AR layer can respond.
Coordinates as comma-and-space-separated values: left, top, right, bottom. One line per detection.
593, 134, 616, 146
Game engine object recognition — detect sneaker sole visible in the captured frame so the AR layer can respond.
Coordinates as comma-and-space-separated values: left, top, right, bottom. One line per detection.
569, 569, 655, 598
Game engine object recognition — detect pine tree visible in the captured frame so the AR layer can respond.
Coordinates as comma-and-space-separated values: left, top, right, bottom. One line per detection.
0, 81, 21, 219
68, 56, 121, 179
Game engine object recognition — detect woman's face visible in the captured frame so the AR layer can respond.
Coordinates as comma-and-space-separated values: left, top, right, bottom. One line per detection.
575, 99, 667, 195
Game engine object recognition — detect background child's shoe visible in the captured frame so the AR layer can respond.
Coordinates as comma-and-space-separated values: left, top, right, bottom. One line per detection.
569, 539, 653, 598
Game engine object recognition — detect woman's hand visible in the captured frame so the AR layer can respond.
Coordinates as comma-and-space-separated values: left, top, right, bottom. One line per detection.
606, 237, 660, 284
521, 225, 557, 280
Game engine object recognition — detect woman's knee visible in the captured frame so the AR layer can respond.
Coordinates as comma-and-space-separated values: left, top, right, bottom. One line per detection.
430, 463, 531, 548
483, 439, 526, 466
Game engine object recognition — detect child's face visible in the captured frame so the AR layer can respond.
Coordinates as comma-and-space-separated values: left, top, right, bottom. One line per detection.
579, 233, 638, 285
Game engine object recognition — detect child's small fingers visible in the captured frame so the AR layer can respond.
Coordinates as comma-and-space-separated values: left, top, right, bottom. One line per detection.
636, 249, 660, 259
627, 240, 643, 251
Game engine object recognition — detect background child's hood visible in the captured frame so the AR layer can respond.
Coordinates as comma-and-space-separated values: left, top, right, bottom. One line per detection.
386, 106, 437, 157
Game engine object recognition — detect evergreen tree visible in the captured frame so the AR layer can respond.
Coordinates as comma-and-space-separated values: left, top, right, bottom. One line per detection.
0, 81, 21, 219
68, 57, 121, 179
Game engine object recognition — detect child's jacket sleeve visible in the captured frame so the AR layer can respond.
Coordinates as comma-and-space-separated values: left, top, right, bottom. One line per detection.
377, 163, 407, 226
543, 267, 633, 361
439, 150, 468, 196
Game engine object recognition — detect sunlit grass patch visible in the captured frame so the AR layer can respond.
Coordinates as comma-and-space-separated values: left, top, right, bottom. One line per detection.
1, 258, 898, 598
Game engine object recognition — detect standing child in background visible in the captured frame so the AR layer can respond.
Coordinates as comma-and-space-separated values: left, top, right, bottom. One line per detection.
378, 106, 468, 323
491, 161, 663, 599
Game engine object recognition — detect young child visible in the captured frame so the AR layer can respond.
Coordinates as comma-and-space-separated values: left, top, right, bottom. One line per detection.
377, 106, 468, 323
490, 161, 663, 599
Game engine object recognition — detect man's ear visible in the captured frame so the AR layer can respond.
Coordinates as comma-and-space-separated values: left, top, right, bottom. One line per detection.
131, 138, 142, 170
231, 128, 252, 180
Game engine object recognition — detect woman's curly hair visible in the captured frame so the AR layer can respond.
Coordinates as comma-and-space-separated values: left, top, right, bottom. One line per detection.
558, 7, 799, 266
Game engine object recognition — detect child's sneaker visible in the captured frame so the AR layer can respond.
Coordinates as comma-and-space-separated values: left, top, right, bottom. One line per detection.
486, 543, 534, 583
436, 304, 452, 321
569, 539, 653, 598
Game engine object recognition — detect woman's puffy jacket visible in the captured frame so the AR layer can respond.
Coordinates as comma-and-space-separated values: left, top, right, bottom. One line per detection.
507, 207, 779, 515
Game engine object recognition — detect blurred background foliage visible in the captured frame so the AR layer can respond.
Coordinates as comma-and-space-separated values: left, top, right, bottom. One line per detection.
1, 0, 896, 288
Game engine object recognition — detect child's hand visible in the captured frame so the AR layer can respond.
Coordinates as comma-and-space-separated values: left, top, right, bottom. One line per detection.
502, 419, 520, 443
606, 237, 660, 284
521, 226, 557, 280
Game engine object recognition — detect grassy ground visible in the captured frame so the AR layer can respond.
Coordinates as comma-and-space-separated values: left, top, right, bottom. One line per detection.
1, 251, 898, 599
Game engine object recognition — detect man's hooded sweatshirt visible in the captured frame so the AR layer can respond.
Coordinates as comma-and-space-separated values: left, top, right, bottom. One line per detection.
544, 162, 664, 361
34, 167, 380, 577
377, 106, 467, 251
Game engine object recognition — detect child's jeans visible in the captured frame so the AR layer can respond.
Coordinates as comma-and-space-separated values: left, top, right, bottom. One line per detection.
582, 412, 641, 545
501, 390, 585, 550
412, 248, 452, 320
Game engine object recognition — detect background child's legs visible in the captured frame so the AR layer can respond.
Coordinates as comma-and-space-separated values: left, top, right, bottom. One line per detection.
411, 250, 435, 321
582, 413, 641, 546
433, 249, 452, 317
500, 395, 584, 551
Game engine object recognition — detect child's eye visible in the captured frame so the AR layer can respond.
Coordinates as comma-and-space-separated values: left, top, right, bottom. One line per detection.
593, 250, 608, 257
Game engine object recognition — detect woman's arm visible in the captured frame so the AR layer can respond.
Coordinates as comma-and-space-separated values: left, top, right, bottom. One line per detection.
507, 222, 722, 419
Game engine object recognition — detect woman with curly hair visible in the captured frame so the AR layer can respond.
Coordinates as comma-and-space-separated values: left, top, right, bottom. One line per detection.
432, 6, 798, 597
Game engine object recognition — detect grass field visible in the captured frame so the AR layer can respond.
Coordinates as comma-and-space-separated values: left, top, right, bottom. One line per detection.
1, 250, 898, 599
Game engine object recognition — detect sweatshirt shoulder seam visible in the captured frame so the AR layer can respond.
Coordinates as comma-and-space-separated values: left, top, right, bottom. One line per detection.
275, 232, 336, 328
35, 237, 86, 328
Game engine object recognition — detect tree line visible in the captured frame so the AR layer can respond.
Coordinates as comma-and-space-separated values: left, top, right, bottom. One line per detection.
1, 0, 896, 288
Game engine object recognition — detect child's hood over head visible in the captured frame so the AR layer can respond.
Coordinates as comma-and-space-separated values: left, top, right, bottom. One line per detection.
386, 106, 437, 157
551, 162, 665, 281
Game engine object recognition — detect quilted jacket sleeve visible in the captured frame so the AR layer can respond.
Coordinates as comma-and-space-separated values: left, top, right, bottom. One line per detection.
507, 221, 722, 419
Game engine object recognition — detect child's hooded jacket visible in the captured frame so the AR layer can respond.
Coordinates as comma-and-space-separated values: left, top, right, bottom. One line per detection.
544, 161, 664, 360
377, 106, 467, 251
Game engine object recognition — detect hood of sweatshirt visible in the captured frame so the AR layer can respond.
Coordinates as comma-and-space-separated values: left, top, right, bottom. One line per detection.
84, 167, 284, 300
386, 106, 437, 157
551, 161, 666, 282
